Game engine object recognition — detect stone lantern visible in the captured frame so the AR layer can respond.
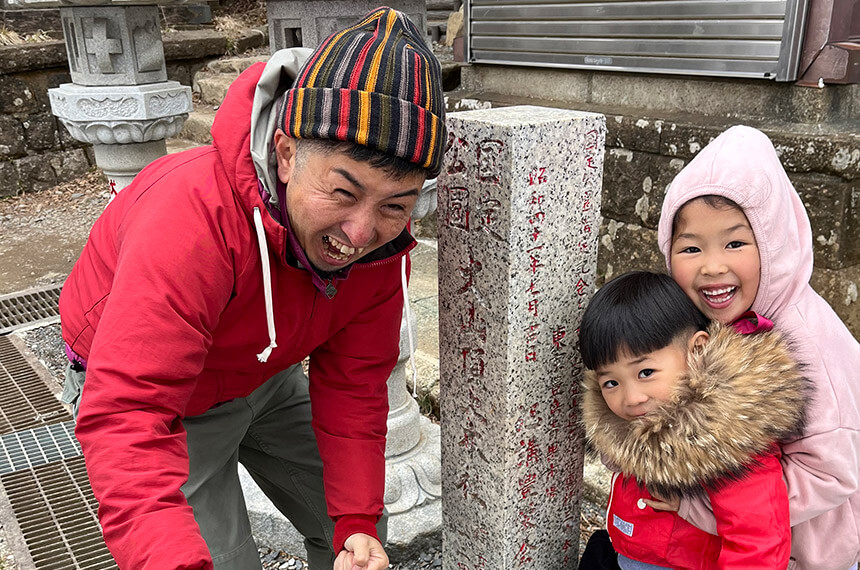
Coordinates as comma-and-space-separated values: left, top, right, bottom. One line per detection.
36, 0, 194, 195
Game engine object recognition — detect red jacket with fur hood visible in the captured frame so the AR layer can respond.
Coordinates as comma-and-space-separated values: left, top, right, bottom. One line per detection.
59, 58, 411, 568
583, 324, 808, 568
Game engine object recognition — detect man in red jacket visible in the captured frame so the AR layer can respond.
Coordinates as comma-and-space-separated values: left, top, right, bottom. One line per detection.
58, 8, 445, 569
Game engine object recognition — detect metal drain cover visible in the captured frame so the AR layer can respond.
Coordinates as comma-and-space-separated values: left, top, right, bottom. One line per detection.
0, 284, 63, 335
2, 457, 117, 569
0, 334, 117, 567
0, 336, 71, 435
0, 421, 81, 475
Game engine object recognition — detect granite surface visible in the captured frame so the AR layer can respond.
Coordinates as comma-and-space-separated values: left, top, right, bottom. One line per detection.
59, 5, 167, 86
437, 105, 605, 568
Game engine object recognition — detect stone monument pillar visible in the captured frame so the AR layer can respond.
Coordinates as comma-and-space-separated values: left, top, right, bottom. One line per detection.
437, 105, 605, 568
45, 0, 193, 195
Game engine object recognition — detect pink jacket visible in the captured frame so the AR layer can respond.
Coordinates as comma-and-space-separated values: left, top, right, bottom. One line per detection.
657, 125, 860, 569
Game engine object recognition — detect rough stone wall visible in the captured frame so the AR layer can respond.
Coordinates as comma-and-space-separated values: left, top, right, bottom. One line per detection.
0, 30, 240, 198
0, 59, 95, 198
598, 115, 859, 336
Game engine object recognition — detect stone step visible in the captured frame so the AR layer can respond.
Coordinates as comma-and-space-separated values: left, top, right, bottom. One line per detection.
195, 73, 239, 107
193, 56, 270, 108
458, 65, 860, 126
206, 54, 270, 75
427, 9, 454, 21
427, 0, 457, 10
179, 106, 217, 145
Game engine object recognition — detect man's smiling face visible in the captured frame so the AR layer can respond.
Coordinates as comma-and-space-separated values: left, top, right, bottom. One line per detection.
274, 132, 425, 273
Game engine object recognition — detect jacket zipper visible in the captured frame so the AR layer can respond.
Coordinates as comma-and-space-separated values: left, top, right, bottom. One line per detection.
322, 239, 417, 297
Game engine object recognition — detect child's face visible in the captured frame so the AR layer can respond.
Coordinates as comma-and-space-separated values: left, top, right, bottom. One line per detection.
597, 333, 706, 420
670, 200, 761, 324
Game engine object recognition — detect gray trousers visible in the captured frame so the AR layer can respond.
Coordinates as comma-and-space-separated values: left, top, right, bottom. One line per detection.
63, 363, 386, 569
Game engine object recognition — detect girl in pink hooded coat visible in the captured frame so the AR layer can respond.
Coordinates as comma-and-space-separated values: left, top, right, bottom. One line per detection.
658, 125, 860, 569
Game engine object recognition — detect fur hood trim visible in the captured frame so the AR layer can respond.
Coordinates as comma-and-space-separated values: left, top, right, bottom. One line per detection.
582, 323, 808, 498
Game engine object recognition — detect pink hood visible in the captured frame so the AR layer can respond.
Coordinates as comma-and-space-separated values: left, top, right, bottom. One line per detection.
657, 125, 860, 569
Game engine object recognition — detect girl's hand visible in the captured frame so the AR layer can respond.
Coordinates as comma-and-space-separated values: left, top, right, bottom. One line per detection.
643, 491, 680, 512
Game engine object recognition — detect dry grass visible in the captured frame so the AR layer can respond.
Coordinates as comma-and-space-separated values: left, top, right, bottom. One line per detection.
213, 0, 267, 30
0, 27, 51, 46
213, 14, 250, 35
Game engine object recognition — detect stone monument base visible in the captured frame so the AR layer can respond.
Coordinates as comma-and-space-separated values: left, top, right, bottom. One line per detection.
385, 417, 442, 562
385, 500, 442, 563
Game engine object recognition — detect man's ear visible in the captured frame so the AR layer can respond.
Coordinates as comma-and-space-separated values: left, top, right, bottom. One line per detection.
688, 330, 710, 353
274, 129, 297, 184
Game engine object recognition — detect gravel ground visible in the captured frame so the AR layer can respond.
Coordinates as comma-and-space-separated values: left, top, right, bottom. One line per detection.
0, 169, 109, 295
16, 323, 66, 388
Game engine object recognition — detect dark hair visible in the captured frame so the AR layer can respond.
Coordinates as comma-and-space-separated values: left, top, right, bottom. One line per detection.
672, 195, 742, 239
579, 271, 710, 370
296, 138, 429, 181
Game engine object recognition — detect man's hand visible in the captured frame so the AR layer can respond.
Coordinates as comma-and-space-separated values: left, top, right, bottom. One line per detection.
334, 533, 388, 570
643, 491, 680, 512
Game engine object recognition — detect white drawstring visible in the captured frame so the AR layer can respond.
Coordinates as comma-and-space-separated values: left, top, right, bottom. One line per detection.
401, 255, 418, 397
253, 207, 277, 362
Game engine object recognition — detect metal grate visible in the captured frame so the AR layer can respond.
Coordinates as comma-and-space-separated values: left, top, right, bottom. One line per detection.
0, 284, 63, 334
0, 421, 81, 475
1, 457, 118, 569
0, 335, 71, 435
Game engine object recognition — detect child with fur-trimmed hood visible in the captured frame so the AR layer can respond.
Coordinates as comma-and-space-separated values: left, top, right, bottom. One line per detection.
579, 271, 808, 569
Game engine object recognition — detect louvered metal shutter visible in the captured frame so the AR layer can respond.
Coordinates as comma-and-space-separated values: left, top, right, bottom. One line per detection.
467, 0, 809, 80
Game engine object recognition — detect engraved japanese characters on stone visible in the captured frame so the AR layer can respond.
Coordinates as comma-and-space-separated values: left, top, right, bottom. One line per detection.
439, 106, 605, 569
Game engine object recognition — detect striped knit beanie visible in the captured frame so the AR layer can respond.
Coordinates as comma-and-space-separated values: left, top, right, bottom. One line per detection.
280, 7, 446, 177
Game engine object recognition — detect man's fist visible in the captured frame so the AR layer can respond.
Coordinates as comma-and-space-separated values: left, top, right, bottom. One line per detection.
334, 533, 388, 570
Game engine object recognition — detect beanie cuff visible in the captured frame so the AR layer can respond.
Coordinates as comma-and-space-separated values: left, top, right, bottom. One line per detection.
283, 87, 443, 178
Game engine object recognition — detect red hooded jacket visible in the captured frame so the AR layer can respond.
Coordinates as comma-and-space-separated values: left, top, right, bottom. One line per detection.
583, 322, 808, 568
59, 61, 411, 568
607, 451, 789, 569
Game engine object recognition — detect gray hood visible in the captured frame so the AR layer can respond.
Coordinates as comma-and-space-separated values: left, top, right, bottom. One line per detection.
249, 47, 314, 206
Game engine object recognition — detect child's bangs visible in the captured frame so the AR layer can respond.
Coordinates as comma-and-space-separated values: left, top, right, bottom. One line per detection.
582, 306, 691, 370
579, 271, 710, 370
672, 195, 743, 238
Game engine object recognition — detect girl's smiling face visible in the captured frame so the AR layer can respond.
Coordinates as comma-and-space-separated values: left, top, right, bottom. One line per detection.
670, 199, 761, 324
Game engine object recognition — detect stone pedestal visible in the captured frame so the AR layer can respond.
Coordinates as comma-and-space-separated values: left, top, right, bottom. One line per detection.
266, 0, 427, 52
438, 105, 605, 568
41, 2, 193, 195
92, 139, 167, 190
384, 309, 441, 558
50, 79, 192, 190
